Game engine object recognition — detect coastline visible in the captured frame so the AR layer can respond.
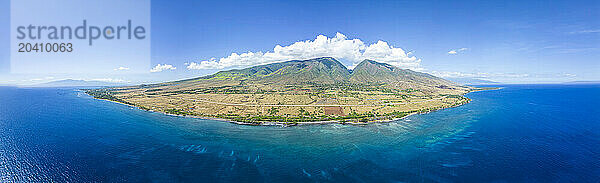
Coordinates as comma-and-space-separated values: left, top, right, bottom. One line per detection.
85, 96, 455, 127
82, 88, 487, 127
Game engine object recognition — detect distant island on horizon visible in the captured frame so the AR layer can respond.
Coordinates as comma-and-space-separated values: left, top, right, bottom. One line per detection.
445, 77, 500, 85
563, 80, 600, 84
86, 57, 489, 126
30, 79, 124, 87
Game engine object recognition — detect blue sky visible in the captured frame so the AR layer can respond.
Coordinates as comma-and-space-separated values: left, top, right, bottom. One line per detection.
1, 0, 599, 84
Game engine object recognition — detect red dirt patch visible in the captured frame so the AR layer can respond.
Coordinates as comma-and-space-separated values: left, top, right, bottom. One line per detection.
324, 107, 345, 116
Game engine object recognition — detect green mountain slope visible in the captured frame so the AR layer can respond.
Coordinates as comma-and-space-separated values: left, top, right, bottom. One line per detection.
350, 59, 457, 88
261, 57, 350, 84
184, 57, 456, 87
185, 57, 350, 84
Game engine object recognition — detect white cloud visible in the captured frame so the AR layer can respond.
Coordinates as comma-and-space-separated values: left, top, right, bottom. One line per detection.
186, 62, 205, 70
186, 33, 421, 70
569, 29, 600, 34
150, 64, 176, 72
448, 48, 468, 55
430, 71, 530, 78
114, 67, 130, 71
430, 71, 476, 78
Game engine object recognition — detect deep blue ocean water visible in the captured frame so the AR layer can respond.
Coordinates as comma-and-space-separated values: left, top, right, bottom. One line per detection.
0, 84, 598, 182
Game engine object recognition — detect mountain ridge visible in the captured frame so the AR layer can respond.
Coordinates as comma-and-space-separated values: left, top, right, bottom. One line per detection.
185, 57, 459, 89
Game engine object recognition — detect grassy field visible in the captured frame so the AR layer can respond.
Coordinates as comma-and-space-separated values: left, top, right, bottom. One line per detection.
86, 82, 473, 125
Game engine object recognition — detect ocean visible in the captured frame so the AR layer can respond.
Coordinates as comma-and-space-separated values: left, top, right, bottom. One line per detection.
0, 84, 598, 182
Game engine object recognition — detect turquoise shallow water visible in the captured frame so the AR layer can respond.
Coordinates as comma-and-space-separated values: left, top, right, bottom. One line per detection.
0, 84, 599, 182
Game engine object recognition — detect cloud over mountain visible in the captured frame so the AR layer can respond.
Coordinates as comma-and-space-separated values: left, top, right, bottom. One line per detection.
187, 33, 421, 70
150, 64, 176, 72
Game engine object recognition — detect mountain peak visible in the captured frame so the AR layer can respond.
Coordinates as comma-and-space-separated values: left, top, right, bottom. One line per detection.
310, 56, 336, 60
198, 57, 350, 84
355, 59, 396, 72
192, 57, 457, 89
297, 57, 345, 69
351, 59, 456, 87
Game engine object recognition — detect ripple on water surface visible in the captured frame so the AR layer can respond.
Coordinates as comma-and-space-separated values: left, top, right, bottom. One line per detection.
1, 85, 599, 182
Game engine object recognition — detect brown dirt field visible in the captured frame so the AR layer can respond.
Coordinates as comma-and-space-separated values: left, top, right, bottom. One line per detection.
324, 106, 345, 116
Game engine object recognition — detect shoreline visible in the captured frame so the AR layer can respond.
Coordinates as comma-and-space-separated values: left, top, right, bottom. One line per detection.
81, 89, 481, 127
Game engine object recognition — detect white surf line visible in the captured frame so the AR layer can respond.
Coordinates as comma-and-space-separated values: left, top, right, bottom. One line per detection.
189, 96, 447, 107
